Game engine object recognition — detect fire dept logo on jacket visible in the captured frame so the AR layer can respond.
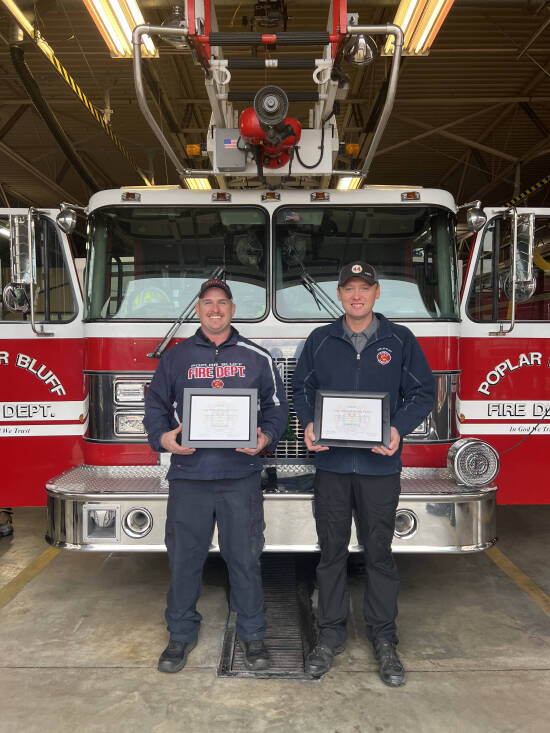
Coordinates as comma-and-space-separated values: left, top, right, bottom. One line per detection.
376, 349, 392, 365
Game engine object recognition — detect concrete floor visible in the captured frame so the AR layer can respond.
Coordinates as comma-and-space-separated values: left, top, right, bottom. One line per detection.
0, 507, 549, 733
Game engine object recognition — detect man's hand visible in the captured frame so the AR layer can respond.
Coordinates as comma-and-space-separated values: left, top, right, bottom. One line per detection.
371, 426, 400, 456
160, 424, 196, 455
304, 422, 329, 452
236, 427, 270, 455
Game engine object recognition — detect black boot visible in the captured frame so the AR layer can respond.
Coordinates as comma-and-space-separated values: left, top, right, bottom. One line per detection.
305, 644, 344, 677
373, 639, 406, 687
239, 639, 270, 670
158, 638, 197, 673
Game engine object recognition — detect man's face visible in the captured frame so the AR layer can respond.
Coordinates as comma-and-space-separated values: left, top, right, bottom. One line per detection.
195, 288, 236, 338
337, 277, 380, 323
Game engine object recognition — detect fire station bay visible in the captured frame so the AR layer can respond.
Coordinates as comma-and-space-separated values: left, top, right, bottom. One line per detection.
1, 2, 550, 732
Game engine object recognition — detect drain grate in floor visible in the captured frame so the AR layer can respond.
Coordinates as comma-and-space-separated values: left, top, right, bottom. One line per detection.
217, 555, 315, 679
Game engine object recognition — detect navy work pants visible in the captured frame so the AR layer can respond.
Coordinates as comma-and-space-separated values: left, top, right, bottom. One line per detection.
165, 472, 265, 642
314, 469, 401, 650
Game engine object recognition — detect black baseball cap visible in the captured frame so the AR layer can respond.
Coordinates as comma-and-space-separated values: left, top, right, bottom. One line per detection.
198, 279, 233, 299
338, 261, 378, 287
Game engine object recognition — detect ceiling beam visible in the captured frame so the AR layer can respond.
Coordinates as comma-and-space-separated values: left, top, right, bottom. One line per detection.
394, 114, 519, 163
0, 141, 82, 204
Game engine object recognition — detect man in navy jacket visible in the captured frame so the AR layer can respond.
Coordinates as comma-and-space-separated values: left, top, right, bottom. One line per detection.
145, 279, 288, 673
293, 262, 435, 684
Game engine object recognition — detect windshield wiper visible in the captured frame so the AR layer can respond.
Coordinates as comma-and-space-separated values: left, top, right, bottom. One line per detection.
147, 265, 224, 359
299, 268, 343, 318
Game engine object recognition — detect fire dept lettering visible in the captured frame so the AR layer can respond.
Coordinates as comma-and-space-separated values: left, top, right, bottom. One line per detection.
187, 363, 246, 380
477, 352, 543, 396
15, 353, 66, 395
1, 403, 56, 419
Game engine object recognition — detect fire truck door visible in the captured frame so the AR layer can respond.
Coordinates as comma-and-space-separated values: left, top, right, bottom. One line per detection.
0, 210, 85, 507
459, 211, 550, 504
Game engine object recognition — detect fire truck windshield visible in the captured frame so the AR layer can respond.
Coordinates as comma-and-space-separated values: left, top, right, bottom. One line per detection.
85, 206, 268, 320
274, 205, 459, 321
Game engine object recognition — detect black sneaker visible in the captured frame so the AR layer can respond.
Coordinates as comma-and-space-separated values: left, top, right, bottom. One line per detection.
305, 644, 344, 678
373, 639, 406, 687
158, 638, 197, 673
238, 639, 270, 670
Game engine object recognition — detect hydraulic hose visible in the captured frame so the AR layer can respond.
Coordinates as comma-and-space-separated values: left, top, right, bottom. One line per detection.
10, 44, 99, 193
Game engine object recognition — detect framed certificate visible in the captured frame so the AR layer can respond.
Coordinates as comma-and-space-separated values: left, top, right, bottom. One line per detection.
181, 388, 257, 448
313, 390, 390, 449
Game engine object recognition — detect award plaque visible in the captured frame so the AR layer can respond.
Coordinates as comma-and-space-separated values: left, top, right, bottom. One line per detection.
313, 390, 390, 449
181, 388, 257, 448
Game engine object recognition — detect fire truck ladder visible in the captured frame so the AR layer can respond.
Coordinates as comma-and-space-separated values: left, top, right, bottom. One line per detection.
132, 0, 403, 187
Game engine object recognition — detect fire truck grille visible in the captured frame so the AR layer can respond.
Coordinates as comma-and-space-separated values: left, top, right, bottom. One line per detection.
272, 357, 311, 461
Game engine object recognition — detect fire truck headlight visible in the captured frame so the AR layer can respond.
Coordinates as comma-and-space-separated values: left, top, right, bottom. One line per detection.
114, 412, 146, 435
114, 380, 148, 403
122, 508, 153, 538
447, 438, 500, 487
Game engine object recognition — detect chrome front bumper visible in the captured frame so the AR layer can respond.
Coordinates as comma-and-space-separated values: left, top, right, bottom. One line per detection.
46, 465, 496, 553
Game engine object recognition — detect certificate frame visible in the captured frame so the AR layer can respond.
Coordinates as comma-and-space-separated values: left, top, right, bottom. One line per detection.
313, 390, 390, 449
181, 387, 257, 448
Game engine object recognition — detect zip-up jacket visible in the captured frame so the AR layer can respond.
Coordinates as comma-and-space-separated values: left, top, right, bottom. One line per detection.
292, 313, 435, 476
144, 327, 288, 481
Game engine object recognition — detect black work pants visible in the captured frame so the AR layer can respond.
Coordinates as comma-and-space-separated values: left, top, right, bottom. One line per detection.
314, 469, 401, 649
165, 472, 265, 642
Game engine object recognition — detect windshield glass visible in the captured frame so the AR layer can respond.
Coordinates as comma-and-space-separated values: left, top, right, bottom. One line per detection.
274, 205, 458, 320
86, 206, 268, 320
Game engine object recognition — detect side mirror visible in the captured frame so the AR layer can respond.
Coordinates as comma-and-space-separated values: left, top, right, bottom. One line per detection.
466, 204, 487, 233
56, 206, 78, 234
2, 282, 30, 313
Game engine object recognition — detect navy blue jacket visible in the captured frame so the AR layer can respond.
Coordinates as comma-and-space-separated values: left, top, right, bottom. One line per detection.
292, 314, 435, 476
144, 327, 288, 481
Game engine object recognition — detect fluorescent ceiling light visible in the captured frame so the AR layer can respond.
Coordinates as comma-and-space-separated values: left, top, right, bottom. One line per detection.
0, 226, 10, 238
82, 0, 157, 58
184, 178, 212, 191
385, 0, 455, 55
337, 177, 363, 191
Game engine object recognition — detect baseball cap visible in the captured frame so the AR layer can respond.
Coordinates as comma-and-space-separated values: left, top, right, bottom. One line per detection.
338, 261, 378, 287
198, 279, 233, 299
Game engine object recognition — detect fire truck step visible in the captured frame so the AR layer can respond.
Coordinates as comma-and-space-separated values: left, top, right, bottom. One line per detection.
217, 554, 315, 679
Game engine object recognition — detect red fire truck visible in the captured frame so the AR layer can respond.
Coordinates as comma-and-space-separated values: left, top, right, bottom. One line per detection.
1, 1, 548, 551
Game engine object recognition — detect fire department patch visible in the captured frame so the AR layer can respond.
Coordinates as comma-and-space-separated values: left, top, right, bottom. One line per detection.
211, 379, 224, 388
351, 264, 363, 274
377, 350, 392, 365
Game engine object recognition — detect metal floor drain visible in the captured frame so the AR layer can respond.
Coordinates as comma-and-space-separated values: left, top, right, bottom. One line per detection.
217, 555, 315, 679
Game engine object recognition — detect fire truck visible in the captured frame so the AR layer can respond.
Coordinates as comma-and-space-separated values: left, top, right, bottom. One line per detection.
1, 1, 548, 552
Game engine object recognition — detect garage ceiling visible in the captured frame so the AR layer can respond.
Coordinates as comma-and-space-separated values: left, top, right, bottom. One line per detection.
1, 0, 550, 209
